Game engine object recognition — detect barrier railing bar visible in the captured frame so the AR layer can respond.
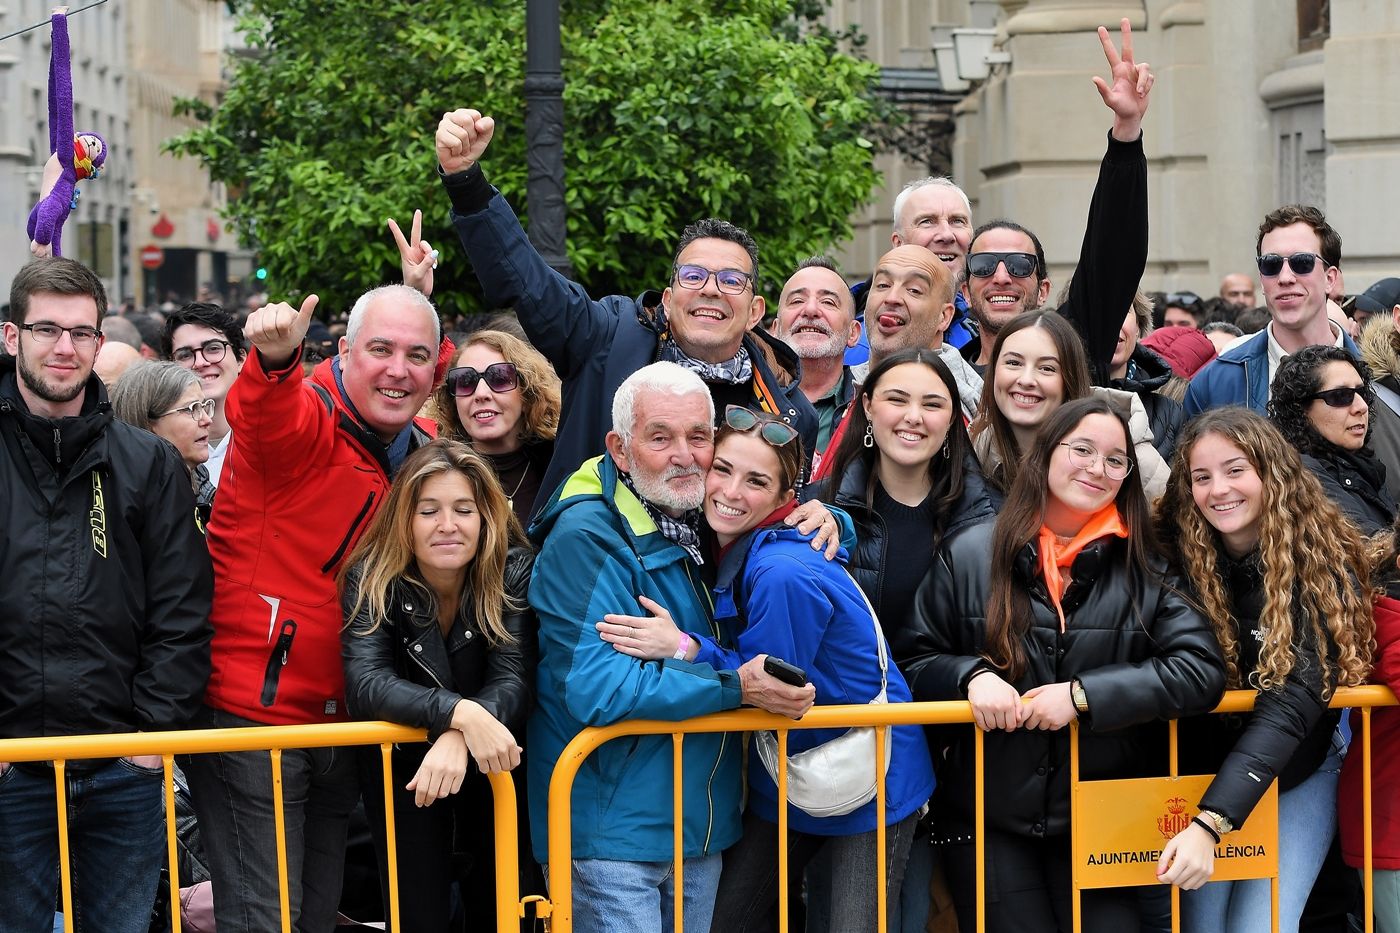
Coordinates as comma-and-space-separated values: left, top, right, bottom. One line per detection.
1070, 722, 1082, 933
1364, 706, 1374, 933
55, 760, 74, 933
380, 743, 401, 932
975, 725, 985, 933
875, 724, 888, 933
1169, 719, 1180, 933
270, 748, 292, 933
672, 733, 685, 933
163, 754, 183, 933
484, 770, 522, 933
777, 728, 790, 933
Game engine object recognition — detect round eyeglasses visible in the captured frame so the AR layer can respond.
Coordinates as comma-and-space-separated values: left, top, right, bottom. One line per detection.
160, 398, 216, 421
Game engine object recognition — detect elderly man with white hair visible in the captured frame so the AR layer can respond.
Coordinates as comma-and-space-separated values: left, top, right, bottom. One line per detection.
525, 362, 821, 933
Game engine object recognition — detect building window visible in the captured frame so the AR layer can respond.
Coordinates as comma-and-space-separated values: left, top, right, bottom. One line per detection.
1298, 0, 1330, 53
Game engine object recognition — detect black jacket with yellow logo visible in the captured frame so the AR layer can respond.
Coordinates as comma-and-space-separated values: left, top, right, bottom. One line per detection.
0, 358, 213, 740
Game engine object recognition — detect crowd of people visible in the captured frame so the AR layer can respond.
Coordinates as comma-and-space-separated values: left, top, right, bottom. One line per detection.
7, 16, 1400, 933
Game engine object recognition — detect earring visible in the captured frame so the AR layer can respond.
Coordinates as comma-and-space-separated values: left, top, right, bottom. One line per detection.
863, 423, 874, 448
941, 440, 951, 460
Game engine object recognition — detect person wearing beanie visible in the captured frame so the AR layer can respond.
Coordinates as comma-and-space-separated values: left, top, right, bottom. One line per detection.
1141, 325, 1218, 405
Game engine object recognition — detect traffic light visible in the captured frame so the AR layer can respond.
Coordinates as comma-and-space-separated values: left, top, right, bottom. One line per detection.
255, 267, 268, 281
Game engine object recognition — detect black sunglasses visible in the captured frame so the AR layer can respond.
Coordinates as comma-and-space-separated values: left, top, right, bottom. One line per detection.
967, 251, 1037, 279
1256, 252, 1324, 277
1310, 385, 1368, 409
446, 362, 519, 397
724, 405, 797, 446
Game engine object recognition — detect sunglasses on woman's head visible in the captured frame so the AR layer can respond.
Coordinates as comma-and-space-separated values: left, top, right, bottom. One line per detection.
724, 405, 798, 446
1310, 385, 1367, 409
446, 362, 519, 397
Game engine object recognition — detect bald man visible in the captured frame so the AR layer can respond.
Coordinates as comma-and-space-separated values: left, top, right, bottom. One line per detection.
1219, 273, 1256, 309
94, 341, 142, 387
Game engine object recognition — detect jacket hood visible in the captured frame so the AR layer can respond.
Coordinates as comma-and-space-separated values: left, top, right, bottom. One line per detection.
1360, 315, 1400, 382
1109, 344, 1174, 394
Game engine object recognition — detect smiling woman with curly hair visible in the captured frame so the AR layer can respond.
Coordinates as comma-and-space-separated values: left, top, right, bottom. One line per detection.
1268, 344, 1397, 535
1155, 407, 1374, 931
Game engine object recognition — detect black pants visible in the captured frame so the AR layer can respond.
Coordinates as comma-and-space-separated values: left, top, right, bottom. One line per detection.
357, 746, 499, 933
944, 829, 1140, 933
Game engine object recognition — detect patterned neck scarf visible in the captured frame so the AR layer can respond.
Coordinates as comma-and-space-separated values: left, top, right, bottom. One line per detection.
656, 308, 753, 385
618, 469, 704, 566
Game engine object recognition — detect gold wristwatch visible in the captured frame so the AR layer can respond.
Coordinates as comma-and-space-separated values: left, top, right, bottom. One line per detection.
1070, 678, 1089, 715
1198, 808, 1234, 835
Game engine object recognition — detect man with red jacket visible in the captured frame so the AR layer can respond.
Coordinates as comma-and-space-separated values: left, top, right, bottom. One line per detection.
185, 284, 441, 933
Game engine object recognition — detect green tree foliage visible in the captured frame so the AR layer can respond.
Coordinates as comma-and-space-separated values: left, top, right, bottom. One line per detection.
169, 0, 884, 317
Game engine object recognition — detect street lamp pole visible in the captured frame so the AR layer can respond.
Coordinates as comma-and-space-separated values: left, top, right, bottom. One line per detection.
524, 0, 572, 277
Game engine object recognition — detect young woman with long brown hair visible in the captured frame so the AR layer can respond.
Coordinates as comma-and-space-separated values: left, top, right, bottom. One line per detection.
340, 439, 536, 932
1155, 407, 1373, 932
901, 396, 1224, 932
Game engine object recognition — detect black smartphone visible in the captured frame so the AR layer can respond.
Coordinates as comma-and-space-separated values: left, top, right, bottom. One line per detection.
763, 656, 808, 687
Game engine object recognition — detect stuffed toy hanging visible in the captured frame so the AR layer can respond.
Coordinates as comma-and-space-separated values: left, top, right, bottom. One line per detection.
27, 8, 108, 258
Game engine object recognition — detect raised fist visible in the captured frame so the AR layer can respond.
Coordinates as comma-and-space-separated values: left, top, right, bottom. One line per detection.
436, 109, 496, 175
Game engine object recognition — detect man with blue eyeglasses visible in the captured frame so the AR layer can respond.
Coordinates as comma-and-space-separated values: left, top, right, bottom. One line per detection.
433, 107, 818, 516
1185, 205, 1358, 416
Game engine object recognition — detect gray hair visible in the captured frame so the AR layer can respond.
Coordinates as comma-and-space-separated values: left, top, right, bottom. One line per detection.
110, 361, 200, 431
100, 315, 144, 350
345, 284, 441, 348
611, 362, 713, 442
892, 177, 972, 234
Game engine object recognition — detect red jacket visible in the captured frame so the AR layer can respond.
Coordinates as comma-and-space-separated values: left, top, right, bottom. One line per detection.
1339, 594, 1400, 869
203, 350, 425, 725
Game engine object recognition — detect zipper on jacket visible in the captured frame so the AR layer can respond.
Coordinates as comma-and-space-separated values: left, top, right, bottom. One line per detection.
408, 639, 448, 689
320, 491, 376, 574
52, 426, 61, 465
260, 619, 298, 707
703, 731, 727, 854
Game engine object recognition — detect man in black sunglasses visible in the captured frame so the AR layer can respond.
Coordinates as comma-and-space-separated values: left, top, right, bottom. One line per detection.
434, 108, 818, 516
957, 18, 1151, 385
1185, 205, 1358, 417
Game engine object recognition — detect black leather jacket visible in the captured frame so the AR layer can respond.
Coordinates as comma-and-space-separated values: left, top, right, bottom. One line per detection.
341, 547, 537, 741
897, 522, 1225, 838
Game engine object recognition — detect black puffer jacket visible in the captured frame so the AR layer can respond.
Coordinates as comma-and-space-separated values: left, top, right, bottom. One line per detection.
824, 450, 995, 625
1105, 344, 1185, 461
341, 546, 537, 741
0, 360, 213, 738
1179, 550, 1344, 828
898, 521, 1225, 838
1300, 447, 1396, 536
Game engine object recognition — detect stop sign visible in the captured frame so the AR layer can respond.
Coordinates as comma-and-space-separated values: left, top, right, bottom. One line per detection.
140, 244, 164, 270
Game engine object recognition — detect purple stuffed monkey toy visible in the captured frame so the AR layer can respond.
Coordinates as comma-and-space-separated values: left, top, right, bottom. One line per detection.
27, 9, 108, 258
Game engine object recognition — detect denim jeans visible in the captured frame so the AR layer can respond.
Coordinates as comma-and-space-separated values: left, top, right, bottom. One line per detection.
1181, 750, 1342, 933
0, 759, 165, 933
182, 706, 359, 933
561, 852, 722, 933
805, 825, 933, 933
712, 809, 919, 933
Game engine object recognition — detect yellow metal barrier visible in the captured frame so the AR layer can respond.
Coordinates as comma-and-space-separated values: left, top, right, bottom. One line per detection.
541, 686, 1400, 933
0, 721, 524, 933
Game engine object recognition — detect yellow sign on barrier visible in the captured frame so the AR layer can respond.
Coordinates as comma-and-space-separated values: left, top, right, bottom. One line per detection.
1073, 775, 1278, 889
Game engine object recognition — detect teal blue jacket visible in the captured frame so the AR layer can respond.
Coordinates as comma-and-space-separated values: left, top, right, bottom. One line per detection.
525, 455, 743, 863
